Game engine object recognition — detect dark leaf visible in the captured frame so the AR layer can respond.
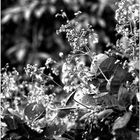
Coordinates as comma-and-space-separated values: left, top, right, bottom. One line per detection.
97, 56, 117, 79
4, 115, 18, 130
114, 128, 138, 140
57, 107, 76, 118
118, 85, 135, 107
66, 91, 77, 106
53, 136, 71, 140
81, 94, 96, 106
9, 132, 22, 140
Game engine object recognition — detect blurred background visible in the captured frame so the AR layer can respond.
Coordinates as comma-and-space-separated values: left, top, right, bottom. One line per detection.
1, 0, 120, 72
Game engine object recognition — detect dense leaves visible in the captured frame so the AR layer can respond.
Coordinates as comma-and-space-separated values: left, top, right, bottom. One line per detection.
1, 0, 139, 140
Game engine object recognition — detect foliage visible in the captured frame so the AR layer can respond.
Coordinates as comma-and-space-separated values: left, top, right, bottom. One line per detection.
1, 0, 139, 140
2, 0, 119, 71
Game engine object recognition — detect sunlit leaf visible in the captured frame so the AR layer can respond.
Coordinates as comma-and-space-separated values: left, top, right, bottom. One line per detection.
35, 7, 46, 18
112, 112, 132, 131
7, 108, 23, 118
44, 121, 67, 139
90, 53, 109, 74
16, 48, 26, 61
121, 35, 129, 49
80, 111, 93, 121
24, 9, 31, 20
24, 102, 46, 121
128, 60, 139, 71
136, 93, 140, 102
2, 14, 12, 24
97, 109, 113, 120
65, 91, 77, 106
92, 92, 108, 99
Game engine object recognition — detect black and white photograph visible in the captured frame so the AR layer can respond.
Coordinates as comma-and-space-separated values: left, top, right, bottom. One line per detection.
1, 0, 139, 139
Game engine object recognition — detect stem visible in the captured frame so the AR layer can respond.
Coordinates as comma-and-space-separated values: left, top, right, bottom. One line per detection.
48, 106, 76, 111
129, 20, 133, 34
85, 46, 92, 62
42, 73, 63, 89
73, 97, 93, 110
72, 53, 89, 57
95, 62, 109, 82
133, 46, 135, 60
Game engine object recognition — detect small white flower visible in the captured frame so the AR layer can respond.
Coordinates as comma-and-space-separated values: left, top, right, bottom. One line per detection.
59, 52, 63, 58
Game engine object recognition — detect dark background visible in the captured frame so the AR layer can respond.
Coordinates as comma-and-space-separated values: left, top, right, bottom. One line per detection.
1, 0, 120, 72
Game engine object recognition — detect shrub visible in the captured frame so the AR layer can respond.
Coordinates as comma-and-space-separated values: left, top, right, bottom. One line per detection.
1, 0, 139, 140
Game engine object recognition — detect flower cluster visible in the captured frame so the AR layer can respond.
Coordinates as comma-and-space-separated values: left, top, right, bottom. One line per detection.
115, 0, 139, 60
1, 0, 139, 139
56, 12, 98, 53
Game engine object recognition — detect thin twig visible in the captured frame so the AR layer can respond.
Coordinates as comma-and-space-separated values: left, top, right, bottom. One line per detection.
73, 97, 93, 110
95, 62, 109, 82
42, 73, 63, 89
85, 46, 92, 62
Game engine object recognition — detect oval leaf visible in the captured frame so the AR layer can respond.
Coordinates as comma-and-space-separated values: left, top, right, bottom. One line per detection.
24, 102, 46, 121
112, 112, 132, 131
97, 109, 113, 120
90, 53, 109, 74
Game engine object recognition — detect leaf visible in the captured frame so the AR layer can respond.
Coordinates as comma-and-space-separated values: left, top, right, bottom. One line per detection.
97, 109, 113, 120
92, 92, 108, 99
53, 136, 71, 140
16, 48, 26, 61
57, 107, 76, 118
3, 113, 26, 134
121, 36, 129, 49
118, 85, 134, 107
81, 94, 96, 106
65, 91, 76, 106
128, 60, 139, 77
102, 94, 119, 107
96, 56, 117, 79
90, 53, 109, 74
2, 6, 22, 15
130, 131, 139, 140
112, 112, 132, 131
129, 60, 139, 70
80, 111, 93, 121
44, 122, 67, 139
7, 108, 23, 118
8, 133, 22, 140
35, 7, 46, 18
2, 14, 12, 24
24, 102, 46, 121
106, 61, 134, 95
136, 93, 140, 102
4, 115, 18, 130
114, 128, 138, 140
98, 0, 109, 16
6, 45, 18, 55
